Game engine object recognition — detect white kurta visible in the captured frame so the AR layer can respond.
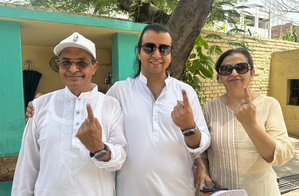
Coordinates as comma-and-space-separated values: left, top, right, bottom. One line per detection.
12, 84, 127, 196
107, 73, 210, 196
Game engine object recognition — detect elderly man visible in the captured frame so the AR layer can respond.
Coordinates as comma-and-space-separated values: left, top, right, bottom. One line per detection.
12, 32, 127, 196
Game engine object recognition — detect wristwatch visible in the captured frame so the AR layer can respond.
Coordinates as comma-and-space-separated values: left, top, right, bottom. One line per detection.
182, 123, 197, 136
90, 144, 108, 159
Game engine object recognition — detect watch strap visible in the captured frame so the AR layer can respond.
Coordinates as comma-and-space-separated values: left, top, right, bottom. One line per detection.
182, 123, 197, 136
90, 144, 108, 159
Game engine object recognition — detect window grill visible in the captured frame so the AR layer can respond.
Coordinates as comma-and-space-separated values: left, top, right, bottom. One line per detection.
289, 80, 299, 106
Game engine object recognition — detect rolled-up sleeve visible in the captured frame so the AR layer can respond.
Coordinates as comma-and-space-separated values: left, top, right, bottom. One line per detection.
184, 88, 211, 154
92, 98, 127, 172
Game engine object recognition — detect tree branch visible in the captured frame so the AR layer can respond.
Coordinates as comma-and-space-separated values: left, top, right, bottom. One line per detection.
167, 0, 214, 79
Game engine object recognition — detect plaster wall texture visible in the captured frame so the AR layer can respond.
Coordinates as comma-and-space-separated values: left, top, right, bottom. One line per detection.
200, 30, 299, 102
200, 31, 299, 136
270, 50, 299, 136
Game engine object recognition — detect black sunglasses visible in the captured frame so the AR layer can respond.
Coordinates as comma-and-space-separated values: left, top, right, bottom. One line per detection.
218, 62, 252, 76
140, 43, 172, 56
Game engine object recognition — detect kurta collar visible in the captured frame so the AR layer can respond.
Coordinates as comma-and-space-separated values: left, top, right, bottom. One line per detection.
138, 72, 171, 86
64, 83, 98, 99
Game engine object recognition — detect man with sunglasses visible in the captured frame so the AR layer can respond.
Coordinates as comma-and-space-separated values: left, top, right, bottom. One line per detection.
12, 32, 127, 196
106, 23, 210, 196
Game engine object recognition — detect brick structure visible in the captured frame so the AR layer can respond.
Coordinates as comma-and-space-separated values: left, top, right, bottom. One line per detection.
271, 23, 297, 39
198, 30, 299, 103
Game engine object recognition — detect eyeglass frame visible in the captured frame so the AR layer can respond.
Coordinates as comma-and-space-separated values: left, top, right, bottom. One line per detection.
55, 58, 96, 69
139, 43, 173, 56
217, 62, 252, 76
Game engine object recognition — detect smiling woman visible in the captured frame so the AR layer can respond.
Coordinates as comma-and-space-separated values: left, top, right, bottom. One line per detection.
195, 48, 294, 196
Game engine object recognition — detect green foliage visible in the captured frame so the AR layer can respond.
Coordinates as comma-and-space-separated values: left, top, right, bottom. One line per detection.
128, 0, 177, 22
279, 28, 296, 42
151, 0, 178, 14
206, 0, 246, 25
181, 34, 222, 105
22, 0, 124, 17
204, 22, 226, 32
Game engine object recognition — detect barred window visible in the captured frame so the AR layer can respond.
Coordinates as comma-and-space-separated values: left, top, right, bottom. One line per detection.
289, 80, 299, 106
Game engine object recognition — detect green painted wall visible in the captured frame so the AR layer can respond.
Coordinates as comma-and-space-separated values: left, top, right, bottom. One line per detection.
0, 20, 25, 195
111, 32, 140, 81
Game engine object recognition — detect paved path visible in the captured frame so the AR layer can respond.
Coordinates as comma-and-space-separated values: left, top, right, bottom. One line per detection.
273, 135, 299, 196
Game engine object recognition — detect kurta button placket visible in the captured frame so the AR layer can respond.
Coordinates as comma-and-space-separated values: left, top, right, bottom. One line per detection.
74, 97, 83, 131
152, 101, 159, 142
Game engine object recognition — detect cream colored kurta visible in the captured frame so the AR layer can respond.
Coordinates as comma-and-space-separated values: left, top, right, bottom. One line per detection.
196, 95, 294, 196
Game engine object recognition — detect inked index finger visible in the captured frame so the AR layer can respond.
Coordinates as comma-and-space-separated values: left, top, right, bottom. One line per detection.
182, 89, 191, 107
86, 104, 95, 122
243, 86, 252, 104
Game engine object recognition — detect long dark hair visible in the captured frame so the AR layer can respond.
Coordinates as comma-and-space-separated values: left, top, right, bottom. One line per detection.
215, 48, 254, 80
133, 23, 173, 78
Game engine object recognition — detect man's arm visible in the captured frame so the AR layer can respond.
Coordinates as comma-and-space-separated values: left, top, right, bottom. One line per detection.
195, 157, 213, 196
12, 103, 40, 195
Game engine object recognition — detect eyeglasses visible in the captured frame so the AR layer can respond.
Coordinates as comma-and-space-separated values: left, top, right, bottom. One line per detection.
55, 58, 96, 69
218, 62, 252, 76
140, 43, 172, 56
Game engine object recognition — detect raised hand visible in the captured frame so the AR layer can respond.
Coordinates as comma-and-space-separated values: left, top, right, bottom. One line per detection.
76, 104, 104, 153
235, 86, 257, 125
171, 89, 195, 130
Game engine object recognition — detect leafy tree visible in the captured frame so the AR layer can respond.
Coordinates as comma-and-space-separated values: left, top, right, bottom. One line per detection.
19, 0, 214, 80
16, 0, 254, 103
279, 28, 296, 42
182, 33, 222, 103
19, 0, 251, 76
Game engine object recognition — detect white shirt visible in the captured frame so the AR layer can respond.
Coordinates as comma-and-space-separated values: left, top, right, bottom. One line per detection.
107, 73, 210, 196
12, 84, 127, 196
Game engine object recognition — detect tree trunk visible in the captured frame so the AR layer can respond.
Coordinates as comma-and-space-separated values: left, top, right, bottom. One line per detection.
167, 0, 214, 79
118, 0, 214, 79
